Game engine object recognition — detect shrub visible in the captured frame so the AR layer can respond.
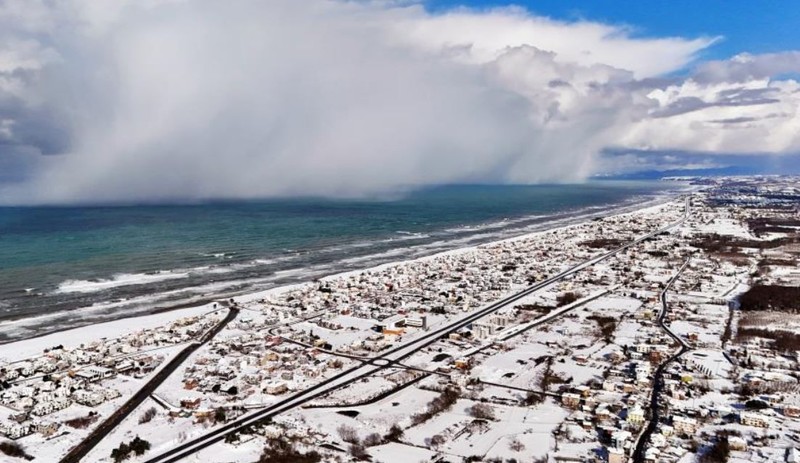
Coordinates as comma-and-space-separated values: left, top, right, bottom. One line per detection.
467, 403, 496, 420
337, 424, 359, 444
349, 443, 369, 460
258, 438, 321, 463
139, 407, 158, 424
588, 315, 618, 342
522, 391, 544, 406
110, 442, 131, 463
385, 424, 404, 442
744, 399, 769, 410
110, 436, 151, 462
130, 436, 151, 456
700, 436, 729, 463
509, 438, 525, 452
65, 413, 99, 429
556, 292, 582, 307
363, 433, 383, 447
430, 434, 446, 447
0, 441, 31, 459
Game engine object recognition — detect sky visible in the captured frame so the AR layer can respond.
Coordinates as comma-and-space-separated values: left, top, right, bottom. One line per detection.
427, 1, 800, 61
1, 0, 799, 204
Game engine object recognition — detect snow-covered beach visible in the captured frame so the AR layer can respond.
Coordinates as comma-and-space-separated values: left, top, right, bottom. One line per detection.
0, 188, 684, 346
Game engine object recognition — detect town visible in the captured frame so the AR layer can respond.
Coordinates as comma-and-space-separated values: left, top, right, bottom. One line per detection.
0, 176, 799, 463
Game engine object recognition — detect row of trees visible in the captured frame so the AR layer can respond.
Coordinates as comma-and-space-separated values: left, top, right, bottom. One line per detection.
410, 386, 460, 426
739, 285, 800, 313
257, 438, 321, 463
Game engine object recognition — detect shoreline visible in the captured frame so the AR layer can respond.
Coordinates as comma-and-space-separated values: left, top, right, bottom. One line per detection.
0, 188, 690, 348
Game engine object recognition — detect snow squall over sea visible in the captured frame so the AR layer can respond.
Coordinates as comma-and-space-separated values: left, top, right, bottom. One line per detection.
0, 182, 684, 341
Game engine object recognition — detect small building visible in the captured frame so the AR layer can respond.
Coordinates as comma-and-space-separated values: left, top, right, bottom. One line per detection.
34, 421, 59, 437
607, 447, 625, 463
405, 316, 427, 328
180, 397, 202, 410
672, 416, 698, 435
74, 366, 115, 383
740, 412, 769, 428
728, 436, 747, 451
626, 405, 645, 426
264, 381, 288, 395
2, 422, 32, 440
454, 358, 470, 370
562, 393, 581, 408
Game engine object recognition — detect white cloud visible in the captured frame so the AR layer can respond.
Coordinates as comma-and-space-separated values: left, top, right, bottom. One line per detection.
0, 0, 797, 204
391, 6, 716, 78
619, 78, 800, 154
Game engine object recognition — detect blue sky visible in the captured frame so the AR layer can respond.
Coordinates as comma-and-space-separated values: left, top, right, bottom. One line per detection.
425, 0, 800, 60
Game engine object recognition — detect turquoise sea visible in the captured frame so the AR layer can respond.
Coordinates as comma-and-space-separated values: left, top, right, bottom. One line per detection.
0, 182, 683, 341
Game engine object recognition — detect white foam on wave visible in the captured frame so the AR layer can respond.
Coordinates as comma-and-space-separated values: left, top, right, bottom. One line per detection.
442, 214, 545, 234
382, 232, 431, 243
338, 247, 409, 265
56, 271, 191, 294
52, 252, 309, 295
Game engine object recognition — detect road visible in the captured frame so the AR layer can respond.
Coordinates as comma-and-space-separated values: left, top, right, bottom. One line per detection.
631, 258, 691, 463
144, 197, 690, 463
60, 306, 240, 463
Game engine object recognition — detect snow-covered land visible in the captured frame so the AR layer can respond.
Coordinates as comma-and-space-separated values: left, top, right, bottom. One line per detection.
2, 176, 800, 463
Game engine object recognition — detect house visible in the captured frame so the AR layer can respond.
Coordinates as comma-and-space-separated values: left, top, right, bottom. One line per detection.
32, 401, 56, 416
562, 393, 581, 408
740, 412, 769, 428
115, 360, 135, 374
180, 397, 202, 409
611, 430, 632, 449
74, 366, 115, 383
608, 447, 625, 463
73, 390, 104, 407
627, 405, 645, 426
405, 316, 427, 328
1, 422, 32, 440
99, 388, 121, 401
34, 421, 59, 437
672, 416, 698, 435
728, 436, 747, 451
454, 358, 471, 370
472, 322, 496, 340
264, 381, 288, 395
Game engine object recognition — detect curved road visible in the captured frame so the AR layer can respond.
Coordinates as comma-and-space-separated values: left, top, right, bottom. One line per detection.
631, 258, 691, 463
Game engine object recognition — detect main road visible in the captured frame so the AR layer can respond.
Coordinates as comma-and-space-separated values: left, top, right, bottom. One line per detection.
143, 196, 691, 463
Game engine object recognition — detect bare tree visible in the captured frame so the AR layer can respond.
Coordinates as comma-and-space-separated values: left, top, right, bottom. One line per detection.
138, 407, 158, 424
430, 434, 446, 448
509, 438, 525, 452
363, 433, 383, 447
337, 424, 359, 444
